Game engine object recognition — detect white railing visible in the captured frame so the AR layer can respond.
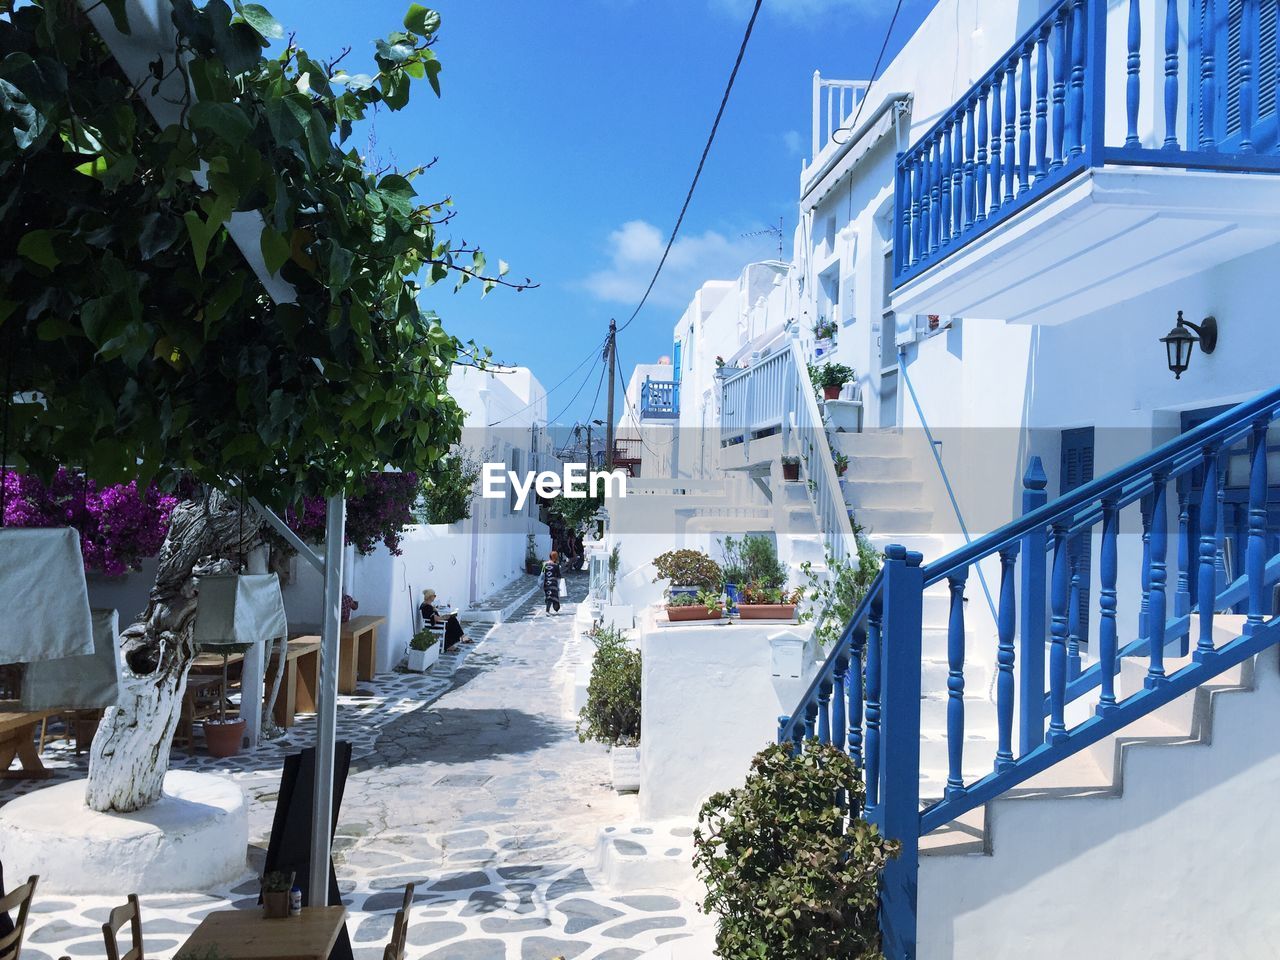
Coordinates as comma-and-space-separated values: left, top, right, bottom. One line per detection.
721, 349, 792, 459
812, 71, 871, 161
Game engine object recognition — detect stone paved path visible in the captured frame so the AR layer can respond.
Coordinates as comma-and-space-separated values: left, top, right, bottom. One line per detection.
12, 575, 706, 960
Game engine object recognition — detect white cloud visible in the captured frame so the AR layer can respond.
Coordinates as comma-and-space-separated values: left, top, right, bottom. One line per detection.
578, 220, 777, 310
782, 129, 803, 155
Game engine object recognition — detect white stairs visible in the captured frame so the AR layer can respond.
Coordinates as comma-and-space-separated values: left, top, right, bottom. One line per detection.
831, 429, 1000, 801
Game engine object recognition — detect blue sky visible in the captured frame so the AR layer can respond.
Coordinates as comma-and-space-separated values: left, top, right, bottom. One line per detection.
268, 0, 934, 426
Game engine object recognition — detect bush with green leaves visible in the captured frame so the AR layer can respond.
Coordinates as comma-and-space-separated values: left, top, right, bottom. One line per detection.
739, 534, 787, 589
693, 742, 899, 960
651, 548, 722, 592
418, 452, 483, 525
801, 527, 882, 648
576, 625, 640, 748
814, 362, 857, 389
408, 627, 439, 651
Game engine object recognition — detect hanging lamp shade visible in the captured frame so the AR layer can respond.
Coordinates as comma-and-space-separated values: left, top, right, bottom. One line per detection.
0, 528, 94, 663
21, 608, 121, 710
193, 573, 288, 647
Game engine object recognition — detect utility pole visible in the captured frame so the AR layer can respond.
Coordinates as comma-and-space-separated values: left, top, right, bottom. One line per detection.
605, 319, 617, 471
584, 423, 593, 467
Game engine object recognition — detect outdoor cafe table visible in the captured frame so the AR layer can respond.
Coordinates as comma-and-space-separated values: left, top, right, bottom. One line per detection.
177, 906, 346, 960
338, 615, 383, 694
268, 636, 321, 728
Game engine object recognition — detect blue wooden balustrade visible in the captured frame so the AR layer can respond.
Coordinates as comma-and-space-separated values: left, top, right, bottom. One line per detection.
778, 382, 1280, 959
639, 377, 679, 420
894, 0, 1280, 286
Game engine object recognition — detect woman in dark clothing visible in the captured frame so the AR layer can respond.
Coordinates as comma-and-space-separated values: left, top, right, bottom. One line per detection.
420, 589, 466, 649
542, 550, 563, 615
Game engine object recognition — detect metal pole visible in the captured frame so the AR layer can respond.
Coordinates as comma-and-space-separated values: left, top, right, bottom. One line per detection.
310, 492, 346, 903
605, 319, 617, 471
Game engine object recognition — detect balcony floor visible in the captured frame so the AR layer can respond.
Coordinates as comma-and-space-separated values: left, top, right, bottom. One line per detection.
891, 166, 1280, 325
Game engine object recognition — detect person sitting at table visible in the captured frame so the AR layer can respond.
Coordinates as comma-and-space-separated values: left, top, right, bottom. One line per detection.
420, 589, 466, 649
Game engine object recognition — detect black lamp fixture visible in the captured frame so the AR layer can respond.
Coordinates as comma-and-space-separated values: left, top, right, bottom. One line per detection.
1160, 311, 1217, 379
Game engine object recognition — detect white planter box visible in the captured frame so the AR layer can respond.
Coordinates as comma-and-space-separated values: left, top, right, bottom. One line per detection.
406, 643, 440, 673
601, 604, 635, 631
823, 398, 863, 433
611, 745, 641, 793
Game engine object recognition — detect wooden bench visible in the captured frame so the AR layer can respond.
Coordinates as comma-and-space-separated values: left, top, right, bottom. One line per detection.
267, 636, 321, 728
0, 704, 55, 779
340, 615, 384, 694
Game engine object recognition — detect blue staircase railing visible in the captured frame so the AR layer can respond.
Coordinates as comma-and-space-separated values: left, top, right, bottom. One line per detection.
894, 0, 1280, 287
779, 382, 1280, 959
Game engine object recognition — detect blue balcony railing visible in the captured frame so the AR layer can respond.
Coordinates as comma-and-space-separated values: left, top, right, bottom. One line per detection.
894, 0, 1280, 287
639, 378, 679, 420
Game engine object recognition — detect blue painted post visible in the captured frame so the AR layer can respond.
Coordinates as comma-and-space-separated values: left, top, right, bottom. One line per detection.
1164, 0, 1180, 149
849, 623, 866, 765
1240, 0, 1257, 154
919, 145, 931, 258
1275, 0, 1280, 157
964, 98, 977, 228
1005, 56, 1017, 200
1175, 484, 1193, 624
940, 125, 953, 247
1067, 548, 1083, 681
832, 655, 848, 753
777, 715, 790, 745
945, 568, 968, 798
1083, 0, 1107, 168
931, 137, 943, 254
1097, 494, 1120, 714
952, 114, 964, 239
876, 545, 923, 960
1052, 9, 1068, 169
1140, 493, 1153, 643
1036, 25, 1051, 179
1126, 0, 1141, 147
1019, 43, 1033, 192
1048, 523, 1070, 743
817, 677, 832, 744
1196, 444, 1221, 662
895, 157, 909, 276
996, 546, 1018, 771
990, 71, 1004, 211
1200, 0, 1217, 149
1068, 0, 1087, 156
1019, 456, 1049, 755
803, 699, 819, 740
1146, 472, 1170, 686
911, 157, 924, 266
1246, 418, 1270, 632
976, 86, 990, 222
864, 591, 884, 813
1215, 476, 1228, 593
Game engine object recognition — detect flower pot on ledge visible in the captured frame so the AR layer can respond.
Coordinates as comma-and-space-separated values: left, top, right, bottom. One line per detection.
262, 890, 289, 919
665, 605, 723, 622
407, 643, 440, 672
738, 604, 797, 621
203, 718, 245, 758
822, 384, 843, 401
781, 461, 801, 482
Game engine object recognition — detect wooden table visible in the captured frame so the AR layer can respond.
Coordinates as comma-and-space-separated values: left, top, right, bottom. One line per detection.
338, 616, 384, 694
0, 704, 55, 779
268, 637, 321, 728
177, 906, 346, 960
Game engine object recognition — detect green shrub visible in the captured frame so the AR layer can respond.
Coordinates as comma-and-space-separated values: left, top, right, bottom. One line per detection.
418, 452, 483, 525
740, 534, 787, 589
694, 742, 898, 960
576, 626, 640, 747
651, 549, 723, 592
801, 527, 882, 648
409, 628, 439, 651
814, 362, 856, 389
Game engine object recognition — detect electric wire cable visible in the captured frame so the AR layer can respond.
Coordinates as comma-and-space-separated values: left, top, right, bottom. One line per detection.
487, 333, 609, 426
831, 0, 907, 146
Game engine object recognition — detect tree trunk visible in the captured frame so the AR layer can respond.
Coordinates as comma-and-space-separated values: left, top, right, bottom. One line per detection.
85, 490, 262, 813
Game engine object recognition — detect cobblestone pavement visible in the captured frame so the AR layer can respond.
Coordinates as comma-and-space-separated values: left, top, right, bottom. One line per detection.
11, 576, 707, 960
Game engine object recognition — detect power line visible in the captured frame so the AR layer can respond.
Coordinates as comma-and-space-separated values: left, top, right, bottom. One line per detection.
487, 333, 608, 426
831, 0, 907, 146
616, 0, 764, 335
546, 349, 607, 428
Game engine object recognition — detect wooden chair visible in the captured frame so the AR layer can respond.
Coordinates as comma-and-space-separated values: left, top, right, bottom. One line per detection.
38, 709, 103, 756
102, 893, 143, 960
173, 676, 225, 752
381, 882, 414, 960
0, 874, 38, 960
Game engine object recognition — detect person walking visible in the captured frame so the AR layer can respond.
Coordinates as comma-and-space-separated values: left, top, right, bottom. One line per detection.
542, 550, 564, 615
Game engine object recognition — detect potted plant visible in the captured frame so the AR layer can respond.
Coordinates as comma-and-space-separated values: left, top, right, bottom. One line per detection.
525, 534, 541, 575
833, 451, 849, 477
577, 626, 641, 791
261, 870, 294, 919
719, 536, 747, 617
666, 590, 725, 622
201, 641, 253, 758
814, 362, 855, 401
602, 544, 634, 630
737, 583, 803, 620
813, 317, 838, 343
407, 627, 440, 672
781, 455, 801, 482
651, 548, 723, 602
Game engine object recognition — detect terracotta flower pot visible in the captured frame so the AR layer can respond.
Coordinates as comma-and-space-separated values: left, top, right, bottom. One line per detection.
666, 605, 723, 622
262, 890, 290, 919
738, 604, 797, 621
822, 384, 843, 401
836, 463, 848, 476
203, 718, 245, 758
782, 462, 801, 481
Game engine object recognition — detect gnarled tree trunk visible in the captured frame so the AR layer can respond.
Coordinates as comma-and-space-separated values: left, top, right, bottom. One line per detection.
85, 490, 262, 813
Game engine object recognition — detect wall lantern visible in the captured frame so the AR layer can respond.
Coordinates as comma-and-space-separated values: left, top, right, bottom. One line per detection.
1160, 311, 1217, 379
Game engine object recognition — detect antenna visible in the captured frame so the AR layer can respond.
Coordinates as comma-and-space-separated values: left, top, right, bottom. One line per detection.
741, 216, 785, 260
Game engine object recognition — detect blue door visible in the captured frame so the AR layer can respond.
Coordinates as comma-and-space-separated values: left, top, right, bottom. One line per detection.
1190, 0, 1280, 153
672, 339, 682, 385
1061, 427, 1095, 651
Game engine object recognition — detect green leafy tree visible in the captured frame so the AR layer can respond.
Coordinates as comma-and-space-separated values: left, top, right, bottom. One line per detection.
0, 0, 527, 811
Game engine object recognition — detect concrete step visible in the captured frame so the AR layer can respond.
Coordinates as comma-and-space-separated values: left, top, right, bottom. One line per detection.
920, 692, 999, 736
855, 506, 937, 536
593, 821, 699, 896
839, 455, 917, 482
921, 658, 993, 698
842, 479, 926, 510
780, 504, 818, 535
830, 430, 907, 457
